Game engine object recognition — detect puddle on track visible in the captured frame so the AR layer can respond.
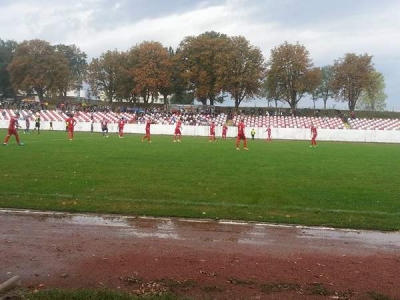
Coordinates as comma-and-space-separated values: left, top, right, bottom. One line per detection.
1, 209, 400, 251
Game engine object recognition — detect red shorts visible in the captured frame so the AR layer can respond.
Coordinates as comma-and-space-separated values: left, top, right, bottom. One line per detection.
237, 134, 246, 140
146, 129, 150, 135
8, 128, 18, 136
174, 129, 181, 135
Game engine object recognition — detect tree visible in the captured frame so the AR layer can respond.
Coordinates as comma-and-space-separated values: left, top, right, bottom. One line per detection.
260, 76, 282, 108
130, 41, 172, 105
308, 67, 322, 111
313, 65, 334, 110
54, 44, 88, 97
7, 39, 70, 101
356, 71, 387, 111
86, 50, 125, 103
0, 39, 18, 99
178, 31, 229, 105
216, 36, 266, 110
266, 42, 319, 112
114, 50, 138, 103
331, 53, 375, 111
160, 47, 188, 106
169, 91, 194, 104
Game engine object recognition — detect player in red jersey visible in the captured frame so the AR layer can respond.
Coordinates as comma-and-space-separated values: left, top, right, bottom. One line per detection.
310, 123, 318, 147
209, 121, 216, 142
65, 113, 77, 140
173, 118, 182, 142
118, 117, 126, 138
222, 124, 228, 139
141, 118, 152, 142
3, 112, 23, 146
265, 126, 272, 142
236, 118, 248, 150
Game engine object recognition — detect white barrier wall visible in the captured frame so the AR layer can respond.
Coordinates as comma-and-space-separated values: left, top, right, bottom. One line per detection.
1, 120, 399, 143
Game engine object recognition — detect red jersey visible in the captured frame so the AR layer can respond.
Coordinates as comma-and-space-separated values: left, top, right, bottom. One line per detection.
118, 119, 125, 129
8, 116, 19, 130
66, 117, 76, 130
210, 123, 215, 135
222, 125, 227, 134
101, 120, 108, 128
145, 120, 151, 131
237, 122, 245, 136
311, 126, 317, 136
175, 120, 181, 130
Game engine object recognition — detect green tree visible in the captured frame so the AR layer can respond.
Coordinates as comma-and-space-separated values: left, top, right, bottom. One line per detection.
356, 71, 387, 111
7, 39, 70, 101
331, 53, 375, 111
216, 36, 266, 110
169, 91, 194, 104
0, 39, 18, 99
159, 47, 189, 107
178, 31, 229, 105
114, 50, 138, 103
309, 67, 323, 110
266, 41, 319, 112
86, 50, 125, 103
313, 65, 334, 110
54, 44, 88, 97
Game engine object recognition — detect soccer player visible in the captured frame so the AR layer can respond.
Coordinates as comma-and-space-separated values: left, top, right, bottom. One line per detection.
65, 113, 77, 140
222, 124, 228, 140
118, 117, 126, 138
209, 121, 216, 142
236, 118, 248, 150
90, 118, 94, 134
3, 112, 24, 146
265, 126, 271, 142
310, 123, 318, 147
24, 116, 30, 134
173, 118, 182, 142
141, 118, 152, 142
33, 114, 41, 134
101, 118, 109, 137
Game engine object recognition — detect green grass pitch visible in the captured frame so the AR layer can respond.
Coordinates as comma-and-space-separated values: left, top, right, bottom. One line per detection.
1, 129, 400, 231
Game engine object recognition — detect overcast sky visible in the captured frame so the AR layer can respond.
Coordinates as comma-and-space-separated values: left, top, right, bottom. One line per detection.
1, 0, 399, 110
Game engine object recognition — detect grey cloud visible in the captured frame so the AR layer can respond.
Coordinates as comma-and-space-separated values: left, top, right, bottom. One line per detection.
86, 0, 225, 30
247, 0, 398, 28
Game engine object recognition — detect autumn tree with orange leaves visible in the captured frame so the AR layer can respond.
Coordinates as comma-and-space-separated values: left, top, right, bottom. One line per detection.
130, 41, 172, 105
216, 36, 266, 110
331, 53, 375, 111
178, 31, 230, 105
7, 39, 71, 101
266, 42, 320, 113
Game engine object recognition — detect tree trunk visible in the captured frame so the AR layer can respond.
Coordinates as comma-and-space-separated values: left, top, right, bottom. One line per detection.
348, 99, 356, 112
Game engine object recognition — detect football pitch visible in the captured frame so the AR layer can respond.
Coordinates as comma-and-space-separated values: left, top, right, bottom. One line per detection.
1, 129, 400, 231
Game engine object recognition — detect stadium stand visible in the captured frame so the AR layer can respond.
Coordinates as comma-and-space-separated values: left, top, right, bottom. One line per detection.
1, 109, 400, 130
